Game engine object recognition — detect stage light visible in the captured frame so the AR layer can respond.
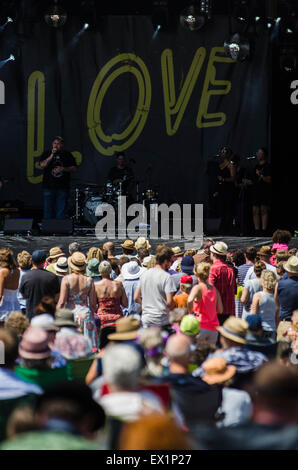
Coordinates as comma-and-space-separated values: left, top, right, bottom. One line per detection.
151, 3, 169, 33
255, 17, 260, 22
0, 16, 14, 32
7, 17, 13, 23
180, 3, 208, 31
44, 1, 67, 28
224, 33, 250, 62
9, 54, 15, 61
84, 23, 89, 29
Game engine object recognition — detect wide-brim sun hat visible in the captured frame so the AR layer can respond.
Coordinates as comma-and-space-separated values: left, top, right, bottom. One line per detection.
210, 242, 228, 256
31, 314, 59, 332
120, 240, 135, 251
172, 246, 184, 257
202, 357, 236, 385
19, 327, 52, 360
217, 317, 248, 345
86, 258, 100, 277
107, 317, 140, 341
54, 309, 78, 328
122, 261, 146, 280
46, 247, 65, 263
68, 252, 87, 273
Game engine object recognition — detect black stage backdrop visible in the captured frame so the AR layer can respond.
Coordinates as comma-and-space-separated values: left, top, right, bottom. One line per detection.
0, 15, 271, 211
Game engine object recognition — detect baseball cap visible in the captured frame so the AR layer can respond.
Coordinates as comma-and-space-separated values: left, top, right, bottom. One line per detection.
32, 250, 47, 264
180, 275, 193, 285
180, 315, 199, 336
246, 314, 263, 332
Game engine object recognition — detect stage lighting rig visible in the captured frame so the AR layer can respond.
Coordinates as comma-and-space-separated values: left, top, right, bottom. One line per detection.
224, 33, 250, 61
180, 1, 212, 32
44, 0, 67, 28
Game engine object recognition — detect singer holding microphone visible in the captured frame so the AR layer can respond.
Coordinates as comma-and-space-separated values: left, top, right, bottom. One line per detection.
39, 136, 77, 219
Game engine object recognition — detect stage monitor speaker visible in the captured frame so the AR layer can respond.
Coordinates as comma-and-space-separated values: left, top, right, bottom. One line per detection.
3, 218, 34, 235
41, 219, 73, 235
204, 218, 221, 234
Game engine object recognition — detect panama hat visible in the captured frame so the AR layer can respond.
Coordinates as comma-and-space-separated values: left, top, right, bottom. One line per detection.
284, 256, 298, 274
202, 357, 236, 385
217, 317, 248, 345
172, 246, 184, 257
210, 242, 228, 256
135, 237, 151, 251
54, 256, 68, 274
107, 317, 140, 341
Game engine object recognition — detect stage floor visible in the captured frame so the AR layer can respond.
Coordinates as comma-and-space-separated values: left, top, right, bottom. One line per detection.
0, 235, 297, 256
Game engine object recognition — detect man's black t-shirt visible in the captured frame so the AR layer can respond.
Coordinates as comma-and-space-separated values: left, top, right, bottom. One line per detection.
20, 269, 60, 320
107, 166, 134, 183
39, 150, 77, 189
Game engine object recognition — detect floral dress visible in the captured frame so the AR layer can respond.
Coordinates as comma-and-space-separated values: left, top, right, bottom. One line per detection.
64, 275, 98, 350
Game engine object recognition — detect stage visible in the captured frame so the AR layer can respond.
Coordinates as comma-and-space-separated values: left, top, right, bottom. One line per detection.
1, 235, 297, 257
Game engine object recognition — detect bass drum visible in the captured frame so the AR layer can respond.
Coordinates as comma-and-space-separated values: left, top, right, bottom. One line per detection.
83, 196, 110, 226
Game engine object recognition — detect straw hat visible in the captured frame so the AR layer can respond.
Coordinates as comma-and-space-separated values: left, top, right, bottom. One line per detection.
54, 309, 77, 328
217, 317, 248, 345
19, 327, 52, 360
210, 242, 228, 256
107, 317, 140, 341
135, 237, 151, 251
122, 261, 146, 280
284, 256, 298, 274
172, 246, 184, 257
121, 240, 135, 251
46, 247, 65, 263
202, 357, 236, 385
54, 256, 68, 274
142, 256, 152, 268
68, 252, 87, 273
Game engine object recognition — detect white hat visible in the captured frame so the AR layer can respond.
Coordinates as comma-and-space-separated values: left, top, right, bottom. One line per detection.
210, 241, 228, 256
54, 256, 68, 273
122, 261, 146, 280
284, 256, 298, 274
135, 237, 151, 251
142, 256, 152, 268
31, 314, 59, 331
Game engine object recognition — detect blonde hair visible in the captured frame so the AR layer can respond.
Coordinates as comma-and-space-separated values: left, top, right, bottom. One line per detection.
4, 311, 29, 338
261, 270, 277, 292
169, 308, 187, 324
86, 247, 103, 262
146, 256, 156, 269
184, 249, 196, 257
194, 262, 211, 281
291, 310, 298, 332
17, 251, 32, 270
98, 260, 112, 277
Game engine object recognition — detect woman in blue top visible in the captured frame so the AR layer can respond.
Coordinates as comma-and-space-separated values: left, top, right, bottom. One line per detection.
251, 270, 278, 338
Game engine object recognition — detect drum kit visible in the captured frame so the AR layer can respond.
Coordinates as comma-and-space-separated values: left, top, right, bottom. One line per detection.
72, 180, 159, 226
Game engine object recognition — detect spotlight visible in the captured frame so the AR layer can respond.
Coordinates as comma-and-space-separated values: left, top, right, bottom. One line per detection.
180, 1, 212, 32
44, 1, 67, 28
224, 33, 250, 62
151, 4, 169, 32
255, 17, 260, 22
84, 23, 89, 30
7, 17, 13, 23
280, 48, 297, 72
9, 54, 15, 61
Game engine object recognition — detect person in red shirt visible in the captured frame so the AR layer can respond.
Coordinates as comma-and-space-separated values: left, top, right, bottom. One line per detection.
209, 242, 235, 324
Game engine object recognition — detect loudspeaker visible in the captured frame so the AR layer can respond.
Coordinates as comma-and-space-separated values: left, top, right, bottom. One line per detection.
3, 218, 34, 235
41, 219, 73, 235
204, 218, 221, 234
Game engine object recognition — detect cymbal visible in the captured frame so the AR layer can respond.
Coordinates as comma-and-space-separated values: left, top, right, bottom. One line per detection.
74, 182, 100, 188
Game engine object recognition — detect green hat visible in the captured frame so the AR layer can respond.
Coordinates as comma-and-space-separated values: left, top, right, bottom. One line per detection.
180, 315, 200, 336
86, 258, 100, 278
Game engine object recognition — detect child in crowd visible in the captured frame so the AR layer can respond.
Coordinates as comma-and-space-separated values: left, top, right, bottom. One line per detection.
173, 275, 193, 308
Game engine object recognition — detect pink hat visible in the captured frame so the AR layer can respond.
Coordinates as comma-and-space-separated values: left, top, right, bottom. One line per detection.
19, 327, 52, 360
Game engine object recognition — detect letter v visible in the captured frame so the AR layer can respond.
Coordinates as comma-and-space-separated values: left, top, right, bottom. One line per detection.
161, 48, 206, 136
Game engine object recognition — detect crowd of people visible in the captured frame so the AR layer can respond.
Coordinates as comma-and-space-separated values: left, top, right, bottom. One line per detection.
0, 230, 297, 450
